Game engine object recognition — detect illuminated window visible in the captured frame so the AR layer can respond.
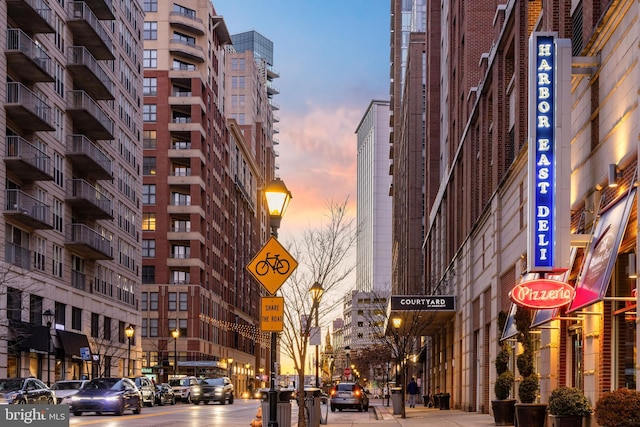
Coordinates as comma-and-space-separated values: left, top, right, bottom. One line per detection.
142, 212, 156, 231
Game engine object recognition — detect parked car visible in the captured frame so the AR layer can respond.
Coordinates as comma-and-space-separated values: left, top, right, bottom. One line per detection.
168, 376, 198, 402
0, 377, 55, 404
69, 377, 142, 416
129, 376, 155, 407
51, 379, 88, 404
329, 383, 369, 412
154, 383, 176, 406
191, 377, 234, 405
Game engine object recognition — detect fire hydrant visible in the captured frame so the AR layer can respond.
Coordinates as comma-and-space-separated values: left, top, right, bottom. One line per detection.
250, 406, 262, 427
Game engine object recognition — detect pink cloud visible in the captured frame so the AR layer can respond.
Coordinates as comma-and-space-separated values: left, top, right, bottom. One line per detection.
275, 105, 360, 237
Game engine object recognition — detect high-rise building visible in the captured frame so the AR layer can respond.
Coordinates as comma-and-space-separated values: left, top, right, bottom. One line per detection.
141, 1, 277, 392
0, 0, 144, 381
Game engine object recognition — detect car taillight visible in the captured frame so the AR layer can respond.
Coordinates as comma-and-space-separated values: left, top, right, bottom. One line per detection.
354, 390, 361, 397
330, 390, 336, 397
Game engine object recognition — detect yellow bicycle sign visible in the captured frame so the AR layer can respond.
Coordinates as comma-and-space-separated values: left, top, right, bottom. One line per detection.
247, 236, 298, 295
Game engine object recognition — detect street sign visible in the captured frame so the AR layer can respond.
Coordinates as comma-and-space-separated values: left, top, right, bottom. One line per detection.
344, 367, 352, 377
247, 236, 298, 295
261, 296, 284, 332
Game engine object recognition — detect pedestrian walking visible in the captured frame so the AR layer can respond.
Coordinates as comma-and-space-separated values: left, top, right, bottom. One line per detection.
407, 377, 419, 408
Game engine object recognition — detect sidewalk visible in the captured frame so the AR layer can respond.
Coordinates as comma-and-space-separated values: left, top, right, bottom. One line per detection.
370, 403, 496, 427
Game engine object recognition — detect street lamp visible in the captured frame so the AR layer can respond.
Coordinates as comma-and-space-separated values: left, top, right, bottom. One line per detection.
386, 361, 392, 406
391, 316, 405, 418
344, 346, 351, 381
263, 177, 292, 427
125, 325, 134, 377
228, 357, 234, 378
171, 328, 180, 378
310, 281, 323, 388
42, 309, 54, 386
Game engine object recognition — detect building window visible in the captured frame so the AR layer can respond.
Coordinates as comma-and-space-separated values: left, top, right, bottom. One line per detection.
72, 306, 82, 330
143, 157, 156, 175
168, 293, 177, 311
143, 104, 156, 122
143, 49, 157, 68
142, 266, 155, 284
179, 293, 188, 311
91, 313, 99, 338
143, 130, 157, 149
142, 239, 155, 257
149, 319, 158, 337
143, 22, 157, 40
55, 302, 65, 327
142, 184, 156, 204
143, 0, 157, 12
172, 59, 195, 71
53, 198, 63, 232
142, 213, 156, 231
104, 317, 112, 340
141, 292, 148, 310
150, 292, 158, 310
29, 294, 43, 324
171, 271, 189, 285
143, 77, 157, 96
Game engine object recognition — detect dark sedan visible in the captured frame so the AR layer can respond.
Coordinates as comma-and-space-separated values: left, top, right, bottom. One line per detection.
0, 377, 55, 404
155, 383, 176, 406
69, 377, 142, 416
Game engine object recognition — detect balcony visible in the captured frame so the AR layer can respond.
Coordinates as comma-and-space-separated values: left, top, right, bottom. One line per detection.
67, 46, 114, 100
5, 29, 54, 83
4, 189, 53, 230
83, 0, 114, 20
167, 201, 204, 217
6, 0, 54, 34
65, 223, 112, 260
65, 179, 113, 219
67, 2, 114, 60
169, 39, 205, 63
167, 254, 204, 269
5, 82, 54, 131
66, 90, 114, 140
169, 11, 205, 35
66, 134, 113, 180
168, 91, 206, 111
5, 242, 31, 270
168, 118, 205, 138
4, 135, 54, 182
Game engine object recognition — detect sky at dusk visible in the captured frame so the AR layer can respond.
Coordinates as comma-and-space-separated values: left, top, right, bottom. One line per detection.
213, 1, 390, 241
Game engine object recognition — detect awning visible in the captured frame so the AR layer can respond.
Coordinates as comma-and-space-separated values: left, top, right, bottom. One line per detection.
56, 330, 90, 360
568, 187, 636, 313
9, 320, 50, 353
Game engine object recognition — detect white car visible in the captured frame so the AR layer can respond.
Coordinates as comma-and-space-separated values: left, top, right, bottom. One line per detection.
51, 380, 88, 404
168, 377, 198, 403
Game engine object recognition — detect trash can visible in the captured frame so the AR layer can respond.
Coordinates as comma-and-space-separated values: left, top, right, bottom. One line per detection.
261, 389, 293, 427
304, 388, 322, 427
391, 387, 403, 415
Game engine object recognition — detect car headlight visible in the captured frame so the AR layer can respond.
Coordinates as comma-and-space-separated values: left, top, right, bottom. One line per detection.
191, 386, 201, 395
103, 396, 120, 402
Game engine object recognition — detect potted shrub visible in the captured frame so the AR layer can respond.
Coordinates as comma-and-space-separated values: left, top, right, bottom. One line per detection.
594, 388, 640, 427
548, 386, 592, 427
492, 311, 516, 425
513, 306, 546, 427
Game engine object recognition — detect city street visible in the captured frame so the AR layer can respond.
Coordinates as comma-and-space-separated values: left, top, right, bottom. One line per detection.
66, 397, 377, 427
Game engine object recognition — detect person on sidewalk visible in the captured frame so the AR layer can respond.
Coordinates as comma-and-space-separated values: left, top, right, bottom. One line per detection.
407, 378, 419, 408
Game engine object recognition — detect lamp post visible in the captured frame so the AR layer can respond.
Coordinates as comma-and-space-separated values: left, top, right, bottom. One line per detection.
386, 361, 391, 406
391, 316, 404, 418
344, 346, 351, 381
310, 282, 323, 388
125, 325, 134, 377
42, 309, 54, 386
264, 177, 292, 427
246, 363, 251, 394
171, 328, 179, 378
228, 357, 233, 378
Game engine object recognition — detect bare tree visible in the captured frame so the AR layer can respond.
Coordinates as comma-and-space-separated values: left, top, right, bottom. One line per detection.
278, 198, 356, 427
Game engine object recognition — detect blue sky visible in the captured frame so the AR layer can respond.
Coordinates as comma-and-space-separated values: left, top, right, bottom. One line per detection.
213, 1, 390, 238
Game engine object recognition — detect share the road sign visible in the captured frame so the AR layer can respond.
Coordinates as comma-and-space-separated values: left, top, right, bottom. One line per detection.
247, 236, 298, 295
261, 296, 284, 332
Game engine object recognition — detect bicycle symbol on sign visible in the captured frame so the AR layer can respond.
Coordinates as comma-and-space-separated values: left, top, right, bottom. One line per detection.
255, 252, 291, 276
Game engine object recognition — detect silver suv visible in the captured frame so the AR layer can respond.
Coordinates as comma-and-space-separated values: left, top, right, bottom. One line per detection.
169, 376, 198, 402
130, 376, 155, 407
